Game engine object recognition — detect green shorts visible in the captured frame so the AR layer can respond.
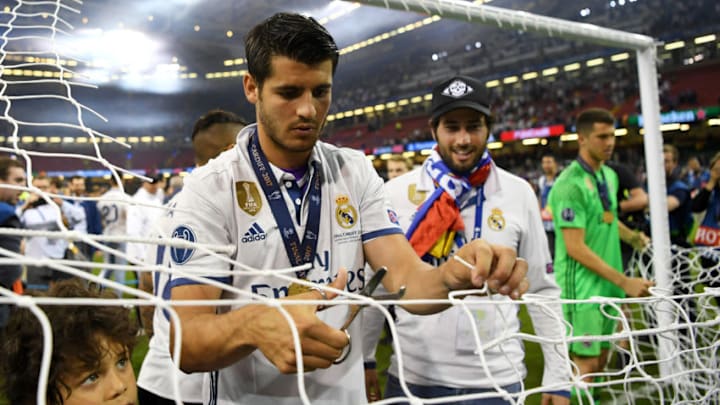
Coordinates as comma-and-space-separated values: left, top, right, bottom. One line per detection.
563, 303, 617, 357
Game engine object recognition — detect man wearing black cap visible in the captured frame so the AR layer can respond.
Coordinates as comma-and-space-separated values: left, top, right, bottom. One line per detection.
366, 76, 572, 404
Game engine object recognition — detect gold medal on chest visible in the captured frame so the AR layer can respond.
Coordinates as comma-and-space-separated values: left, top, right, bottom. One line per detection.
602, 211, 614, 224
288, 282, 313, 296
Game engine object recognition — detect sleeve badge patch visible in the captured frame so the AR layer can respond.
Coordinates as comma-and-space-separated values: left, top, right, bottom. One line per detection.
387, 209, 400, 226
170, 225, 197, 265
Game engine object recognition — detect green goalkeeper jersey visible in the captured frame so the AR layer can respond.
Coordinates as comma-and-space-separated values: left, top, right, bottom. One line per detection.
548, 160, 625, 301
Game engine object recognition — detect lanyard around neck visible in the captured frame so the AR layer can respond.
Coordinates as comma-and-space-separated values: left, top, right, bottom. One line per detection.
248, 132, 322, 278
576, 157, 611, 212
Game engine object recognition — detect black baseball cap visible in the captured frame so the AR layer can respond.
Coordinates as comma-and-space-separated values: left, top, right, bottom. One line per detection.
430, 76, 491, 124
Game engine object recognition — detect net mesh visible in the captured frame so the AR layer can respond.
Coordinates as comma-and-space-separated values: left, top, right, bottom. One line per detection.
1, 0, 719, 404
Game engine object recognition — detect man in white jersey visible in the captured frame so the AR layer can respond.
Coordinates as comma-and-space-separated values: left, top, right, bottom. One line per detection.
126, 174, 165, 264
364, 76, 572, 404
137, 110, 246, 405
166, 13, 528, 405
21, 176, 87, 290
96, 174, 130, 296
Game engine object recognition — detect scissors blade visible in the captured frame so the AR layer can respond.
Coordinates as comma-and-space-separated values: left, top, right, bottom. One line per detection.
339, 266, 387, 330
360, 266, 387, 297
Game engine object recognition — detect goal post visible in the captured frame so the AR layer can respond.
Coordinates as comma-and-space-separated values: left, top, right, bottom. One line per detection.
349, 0, 676, 379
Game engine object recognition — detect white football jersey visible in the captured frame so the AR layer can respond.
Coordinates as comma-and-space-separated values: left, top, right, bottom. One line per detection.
126, 186, 165, 263
22, 201, 86, 259
165, 124, 402, 405
97, 188, 129, 237
137, 194, 205, 403
380, 163, 571, 390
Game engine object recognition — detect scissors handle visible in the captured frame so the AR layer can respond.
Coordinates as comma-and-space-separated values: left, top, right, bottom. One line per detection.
339, 304, 363, 331
334, 330, 352, 364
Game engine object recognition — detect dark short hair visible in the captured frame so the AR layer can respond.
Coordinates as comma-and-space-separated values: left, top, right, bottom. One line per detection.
69, 175, 84, 182
0, 280, 138, 405
0, 156, 24, 181
576, 108, 615, 136
191, 109, 247, 140
244, 12, 339, 88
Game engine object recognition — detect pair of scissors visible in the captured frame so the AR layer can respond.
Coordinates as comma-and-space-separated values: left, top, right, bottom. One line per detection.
334, 266, 406, 364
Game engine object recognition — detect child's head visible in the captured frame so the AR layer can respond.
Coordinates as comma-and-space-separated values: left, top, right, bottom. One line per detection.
0, 279, 138, 405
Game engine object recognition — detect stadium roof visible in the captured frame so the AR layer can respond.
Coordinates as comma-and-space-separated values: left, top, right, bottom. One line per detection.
1, 0, 717, 141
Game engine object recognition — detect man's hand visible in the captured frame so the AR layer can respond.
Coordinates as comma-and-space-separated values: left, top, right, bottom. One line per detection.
442, 239, 529, 299
541, 393, 570, 405
620, 276, 654, 297
251, 269, 350, 373
630, 231, 650, 251
364, 367, 382, 402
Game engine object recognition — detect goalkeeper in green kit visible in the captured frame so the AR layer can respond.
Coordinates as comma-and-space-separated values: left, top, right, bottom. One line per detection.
548, 108, 654, 401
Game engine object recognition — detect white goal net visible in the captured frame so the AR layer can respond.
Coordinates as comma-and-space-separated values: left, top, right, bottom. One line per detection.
0, 0, 718, 404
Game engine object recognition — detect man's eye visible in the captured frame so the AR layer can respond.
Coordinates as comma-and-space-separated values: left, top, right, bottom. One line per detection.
313, 88, 330, 98
279, 90, 300, 99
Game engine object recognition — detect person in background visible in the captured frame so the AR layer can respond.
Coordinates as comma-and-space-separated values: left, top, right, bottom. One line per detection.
96, 173, 130, 297
137, 109, 246, 405
691, 151, 720, 307
125, 175, 164, 264
165, 13, 527, 404
605, 160, 649, 265
681, 155, 710, 195
68, 175, 101, 258
366, 75, 571, 405
0, 279, 138, 405
0, 156, 26, 326
385, 154, 413, 180
663, 144, 697, 324
163, 175, 184, 204
20, 176, 87, 290
548, 108, 652, 402
538, 153, 559, 258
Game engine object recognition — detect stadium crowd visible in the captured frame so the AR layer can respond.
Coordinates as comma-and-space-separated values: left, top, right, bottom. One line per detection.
0, 1, 719, 404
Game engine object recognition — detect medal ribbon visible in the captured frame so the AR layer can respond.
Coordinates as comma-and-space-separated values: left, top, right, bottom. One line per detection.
576, 157, 612, 213
248, 131, 322, 278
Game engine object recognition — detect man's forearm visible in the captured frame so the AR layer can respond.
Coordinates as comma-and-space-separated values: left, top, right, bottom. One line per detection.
170, 306, 258, 372
567, 243, 624, 287
398, 265, 452, 315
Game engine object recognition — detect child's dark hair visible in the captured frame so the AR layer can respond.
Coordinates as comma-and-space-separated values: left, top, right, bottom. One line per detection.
0, 279, 138, 404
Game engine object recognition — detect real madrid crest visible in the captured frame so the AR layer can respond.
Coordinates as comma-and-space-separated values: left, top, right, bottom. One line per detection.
236, 181, 262, 216
335, 194, 357, 229
487, 208, 506, 231
407, 184, 428, 206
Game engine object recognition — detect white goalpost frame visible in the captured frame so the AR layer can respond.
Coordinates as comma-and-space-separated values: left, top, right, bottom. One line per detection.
349, 0, 676, 380
1, 1, 697, 403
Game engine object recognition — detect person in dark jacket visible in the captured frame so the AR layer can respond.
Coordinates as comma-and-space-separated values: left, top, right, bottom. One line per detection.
691, 151, 720, 306
0, 156, 26, 327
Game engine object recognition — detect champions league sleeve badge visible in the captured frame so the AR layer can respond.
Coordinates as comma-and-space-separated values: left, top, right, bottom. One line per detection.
170, 225, 197, 265
561, 207, 575, 222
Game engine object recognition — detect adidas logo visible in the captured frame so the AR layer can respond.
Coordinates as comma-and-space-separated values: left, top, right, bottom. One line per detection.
242, 223, 266, 243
